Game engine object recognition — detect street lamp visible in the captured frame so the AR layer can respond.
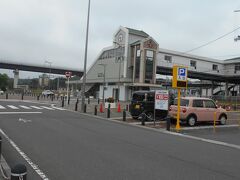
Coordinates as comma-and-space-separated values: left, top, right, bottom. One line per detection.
98, 64, 107, 104
81, 0, 91, 112
113, 41, 124, 101
45, 60, 52, 90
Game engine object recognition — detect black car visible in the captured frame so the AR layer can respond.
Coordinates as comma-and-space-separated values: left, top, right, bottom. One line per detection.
130, 91, 168, 120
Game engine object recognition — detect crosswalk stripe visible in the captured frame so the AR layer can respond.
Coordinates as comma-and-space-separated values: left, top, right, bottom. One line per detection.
7, 105, 19, 109
0, 105, 6, 109
19, 105, 32, 109
30, 106, 43, 110
51, 106, 65, 110
40, 106, 54, 110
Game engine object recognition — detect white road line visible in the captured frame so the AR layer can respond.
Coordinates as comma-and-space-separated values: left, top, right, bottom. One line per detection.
7, 105, 19, 109
179, 124, 239, 130
0, 128, 49, 180
40, 106, 54, 110
51, 106, 65, 110
0, 105, 6, 109
0, 112, 42, 114
30, 106, 43, 110
19, 105, 32, 109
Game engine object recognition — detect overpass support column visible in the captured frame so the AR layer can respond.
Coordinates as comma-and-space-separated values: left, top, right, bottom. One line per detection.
211, 81, 214, 97
13, 69, 19, 89
225, 82, 229, 97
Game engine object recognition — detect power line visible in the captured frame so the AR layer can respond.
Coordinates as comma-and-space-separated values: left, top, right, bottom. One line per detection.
183, 26, 240, 54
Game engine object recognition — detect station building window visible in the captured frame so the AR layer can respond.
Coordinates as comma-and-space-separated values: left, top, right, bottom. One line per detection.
164, 55, 172, 63
190, 60, 197, 69
145, 50, 154, 80
212, 64, 218, 71
135, 46, 141, 79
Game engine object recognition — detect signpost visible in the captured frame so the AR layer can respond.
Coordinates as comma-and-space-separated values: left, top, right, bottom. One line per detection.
65, 71, 72, 104
172, 65, 188, 131
154, 90, 169, 126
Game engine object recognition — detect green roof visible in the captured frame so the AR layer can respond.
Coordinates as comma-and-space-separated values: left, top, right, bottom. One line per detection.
126, 27, 149, 38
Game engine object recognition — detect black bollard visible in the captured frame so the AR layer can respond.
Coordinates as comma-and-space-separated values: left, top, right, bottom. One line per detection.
76, 98, 79, 104
123, 109, 126, 121
166, 116, 171, 131
141, 113, 146, 126
97, 98, 100, 104
94, 105, 97, 115
21, 93, 24, 100
11, 164, 27, 180
62, 99, 64, 107
75, 101, 78, 111
37, 95, 40, 101
68, 96, 70, 105
51, 95, 54, 101
126, 104, 128, 111
84, 104, 87, 113
88, 98, 90, 104
6, 93, 8, 99
107, 106, 110, 118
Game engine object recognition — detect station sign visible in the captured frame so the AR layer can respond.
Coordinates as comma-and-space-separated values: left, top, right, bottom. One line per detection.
155, 90, 169, 110
172, 65, 188, 88
65, 71, 72, 78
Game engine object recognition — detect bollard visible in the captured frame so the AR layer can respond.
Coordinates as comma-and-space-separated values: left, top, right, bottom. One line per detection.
76, 98, 79, 104
107, 106, 110, 118
62, 99, 64, 107
68, 97, 70, 105
97, 98, 100, 104
6, 93, 8, 99
126, 104, 128, 111
166, 116, 171, 131
141, 113, 146, 126
94, 105, 97, 115
21, 94, 24, 100
51, 95, 54, 101
37, 95, 40, 101
11, 164, 27, 180
88, 98, 90, 104
84, 104, 87, 113
75, 101, 78, 111
123, 109, 126, 121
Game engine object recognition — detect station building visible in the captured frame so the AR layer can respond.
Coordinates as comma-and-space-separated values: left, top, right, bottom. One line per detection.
70, 26, 240, 101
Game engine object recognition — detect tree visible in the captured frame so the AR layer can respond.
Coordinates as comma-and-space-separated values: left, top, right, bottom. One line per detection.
0, 73, 9, 91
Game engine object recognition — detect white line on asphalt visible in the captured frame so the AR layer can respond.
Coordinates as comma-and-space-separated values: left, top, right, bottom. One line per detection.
179, 124, 239, 130
30, 106, 43, 110
0, 105, 6, 109
7, 105, 19, 109
40, 106, 54, 110
51, 106, 65, 110
19, 105, 32, 109
0, 112, 42, 114
0, 128, 49, 180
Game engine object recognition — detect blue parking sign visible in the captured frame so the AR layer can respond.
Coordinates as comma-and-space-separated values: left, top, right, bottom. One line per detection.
177, 67, 187, 81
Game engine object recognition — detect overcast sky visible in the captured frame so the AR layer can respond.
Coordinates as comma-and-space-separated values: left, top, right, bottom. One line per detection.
0, 0, 240, 78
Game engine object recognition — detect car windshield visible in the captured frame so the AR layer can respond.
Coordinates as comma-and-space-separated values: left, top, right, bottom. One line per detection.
132, 93, 145, 101
174, 98, 189, 106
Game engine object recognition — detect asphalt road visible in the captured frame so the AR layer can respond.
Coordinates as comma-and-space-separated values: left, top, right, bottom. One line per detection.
0, 100, 240, 180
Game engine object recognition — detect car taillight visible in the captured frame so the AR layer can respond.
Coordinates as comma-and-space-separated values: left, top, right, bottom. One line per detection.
182, 108, 187, 113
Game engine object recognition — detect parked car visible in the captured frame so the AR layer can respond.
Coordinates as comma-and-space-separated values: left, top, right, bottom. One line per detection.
168, 97, 227, 126
130, 91, 168, 120
0, 90, 4, 95
42, 90, 54, 96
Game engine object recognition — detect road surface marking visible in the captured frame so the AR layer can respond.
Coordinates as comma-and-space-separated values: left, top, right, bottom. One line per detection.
179, 124, 239, 130
19, 118, 32, 123
7, 105, 19, 109
0, 128, 49, 180
0, 105, 6, 109
19, 105, 32, 109
40, 106, 54, 110
30, 106, 43, 110
0, 112, 42, 114
51, 106, 65, 110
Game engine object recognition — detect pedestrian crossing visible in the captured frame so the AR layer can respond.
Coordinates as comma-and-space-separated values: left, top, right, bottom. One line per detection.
0, 104, 65, 111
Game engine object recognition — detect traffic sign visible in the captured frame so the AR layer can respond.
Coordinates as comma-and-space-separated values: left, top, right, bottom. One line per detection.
65, 71, 72, 78
172, 65, 188, 88
155, 90, 169, 110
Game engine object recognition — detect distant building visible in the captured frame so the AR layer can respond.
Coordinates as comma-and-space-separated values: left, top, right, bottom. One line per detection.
39, 74, 49, 88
